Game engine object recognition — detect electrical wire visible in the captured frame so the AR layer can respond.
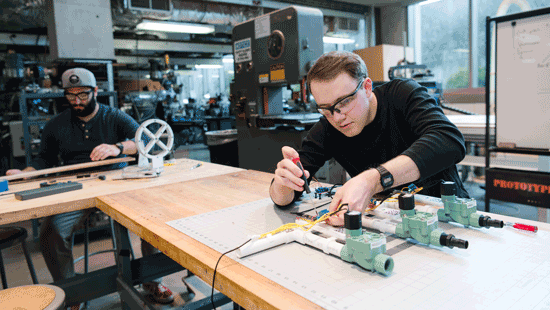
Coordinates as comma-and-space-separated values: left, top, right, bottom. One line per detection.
259, 203, 349, 239
211, 238, 251, 310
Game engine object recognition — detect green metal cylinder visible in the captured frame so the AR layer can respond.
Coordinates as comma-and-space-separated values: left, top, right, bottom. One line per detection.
374, 254, 394, 276
430, 229, 444, 247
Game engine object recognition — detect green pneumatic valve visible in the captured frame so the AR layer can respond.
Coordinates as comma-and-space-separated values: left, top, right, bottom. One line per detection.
439, 181, 504, 229
395, 194, 469, 249
340, 211, 394, 275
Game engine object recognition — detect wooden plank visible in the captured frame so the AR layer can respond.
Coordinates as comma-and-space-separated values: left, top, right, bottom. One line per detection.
0, 159, 243, 225
1, 157, 135, 182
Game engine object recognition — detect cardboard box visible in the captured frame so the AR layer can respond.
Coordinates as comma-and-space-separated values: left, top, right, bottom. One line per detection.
354, 45, 414, 82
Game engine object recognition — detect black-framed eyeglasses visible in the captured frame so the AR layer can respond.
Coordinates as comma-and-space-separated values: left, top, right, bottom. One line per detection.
65, 90, 93, 101
316, 78, 365, 116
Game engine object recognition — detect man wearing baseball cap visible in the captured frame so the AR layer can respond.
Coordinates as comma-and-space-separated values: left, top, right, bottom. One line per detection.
6, 68, 177, 307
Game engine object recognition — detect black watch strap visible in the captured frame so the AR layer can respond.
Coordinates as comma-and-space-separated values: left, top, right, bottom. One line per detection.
375, 166, 394, 191
116, 142, 124, 155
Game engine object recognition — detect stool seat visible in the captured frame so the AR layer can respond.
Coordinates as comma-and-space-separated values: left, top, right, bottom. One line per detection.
0, 226, 38, 289
0, 284, 65, 310
0, 227, 27, 250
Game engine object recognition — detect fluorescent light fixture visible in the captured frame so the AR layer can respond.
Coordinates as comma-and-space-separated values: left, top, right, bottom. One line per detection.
323, 36, 355, 44
222, 56, 234, 63
195, 64, 223, 69
454, 48, 469, 53
136, 20, 215, 34
418, 0, 442, 6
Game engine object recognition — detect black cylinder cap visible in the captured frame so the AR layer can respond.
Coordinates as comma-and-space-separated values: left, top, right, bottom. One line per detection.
440, 233, 469, 249
479, 216, 504, 228
344, 211, 362, 230
398, 194, 415, 210
441, 181, 457, 196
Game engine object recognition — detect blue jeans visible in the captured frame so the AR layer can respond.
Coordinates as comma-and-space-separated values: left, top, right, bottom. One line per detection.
40, 209, 160, 282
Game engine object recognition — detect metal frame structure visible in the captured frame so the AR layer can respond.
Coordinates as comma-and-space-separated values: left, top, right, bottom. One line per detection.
484, 6, 550, 212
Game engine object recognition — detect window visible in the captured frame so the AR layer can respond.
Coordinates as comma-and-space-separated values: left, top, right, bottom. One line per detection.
410, 0, 550, 93
410, 0, 470, 90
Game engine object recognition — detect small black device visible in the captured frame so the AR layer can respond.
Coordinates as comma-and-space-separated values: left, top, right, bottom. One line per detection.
15, 181, 83, 201
375, 166, 394, 191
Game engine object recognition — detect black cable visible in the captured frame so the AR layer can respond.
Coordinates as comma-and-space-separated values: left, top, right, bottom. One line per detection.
327, 183, 343, 198
211, 238, 251, 310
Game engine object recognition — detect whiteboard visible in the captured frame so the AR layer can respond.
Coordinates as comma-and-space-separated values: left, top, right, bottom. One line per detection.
495, 12, 550, 149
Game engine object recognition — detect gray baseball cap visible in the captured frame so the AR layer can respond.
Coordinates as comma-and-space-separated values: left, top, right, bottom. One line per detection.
61, 68, 97, 89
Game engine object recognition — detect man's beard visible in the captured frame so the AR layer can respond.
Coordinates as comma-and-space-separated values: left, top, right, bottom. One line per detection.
71, 95, 97, 117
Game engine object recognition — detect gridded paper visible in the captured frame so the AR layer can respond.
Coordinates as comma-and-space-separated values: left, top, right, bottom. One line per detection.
167, 198, 550, 310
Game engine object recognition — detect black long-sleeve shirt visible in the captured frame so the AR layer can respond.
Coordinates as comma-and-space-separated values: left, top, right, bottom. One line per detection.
30, 103, 139, 171
298, 79, 469, 200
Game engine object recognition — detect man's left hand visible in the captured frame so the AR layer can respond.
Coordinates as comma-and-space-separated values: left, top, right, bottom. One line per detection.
326, 169, 379, 226
90, 144, 120, 161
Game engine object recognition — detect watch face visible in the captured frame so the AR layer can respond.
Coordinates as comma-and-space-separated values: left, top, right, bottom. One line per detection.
382, 176, 393, 186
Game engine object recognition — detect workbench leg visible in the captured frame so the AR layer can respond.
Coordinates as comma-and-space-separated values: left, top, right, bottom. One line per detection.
113, 221, 155, 310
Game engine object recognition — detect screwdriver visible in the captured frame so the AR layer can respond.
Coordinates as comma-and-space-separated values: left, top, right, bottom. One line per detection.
292, 157, 311, 194
505, 222, 538, 233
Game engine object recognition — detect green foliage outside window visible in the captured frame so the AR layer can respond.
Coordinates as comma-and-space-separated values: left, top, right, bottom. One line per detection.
445, 66, 487, 89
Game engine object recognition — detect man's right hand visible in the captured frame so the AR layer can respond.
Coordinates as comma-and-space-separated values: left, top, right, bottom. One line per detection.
270, 146, 311, 206
273, 146, 310, 192
6, 167, 36, 177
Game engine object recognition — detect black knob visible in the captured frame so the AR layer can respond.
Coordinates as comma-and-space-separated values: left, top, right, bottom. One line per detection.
440, 181, 457, 196
398, 193, 415, 211
344, 211, 362, 230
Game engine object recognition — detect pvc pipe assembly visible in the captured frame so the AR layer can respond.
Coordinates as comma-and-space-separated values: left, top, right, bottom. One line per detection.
236, 229, 343, 258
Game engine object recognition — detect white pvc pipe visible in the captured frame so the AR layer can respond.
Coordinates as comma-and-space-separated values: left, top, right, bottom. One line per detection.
413, 194, 445, 208
236, 231, 298, 258
236, 228, 344, 259
361, 217, 398, 235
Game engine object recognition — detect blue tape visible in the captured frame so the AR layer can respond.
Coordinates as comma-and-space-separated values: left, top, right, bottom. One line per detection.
0, 180, 8, 193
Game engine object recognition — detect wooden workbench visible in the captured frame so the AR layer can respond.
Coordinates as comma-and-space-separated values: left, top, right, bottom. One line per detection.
0, 159, 243, 225
95, 169, 550, 310
96, 170, 323, 310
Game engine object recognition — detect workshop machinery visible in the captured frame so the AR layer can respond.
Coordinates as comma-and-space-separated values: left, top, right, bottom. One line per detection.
231, 6, 324, 173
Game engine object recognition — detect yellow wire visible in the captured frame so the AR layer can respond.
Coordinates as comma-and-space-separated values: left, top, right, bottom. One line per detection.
364, 186, 424, 213
259, 204, 347, 239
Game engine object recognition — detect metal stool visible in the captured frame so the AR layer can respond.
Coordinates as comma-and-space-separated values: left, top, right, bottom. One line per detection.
0, 284, 65, 310
0, 226, 39, 289
70, 211, 131, 309
71, 211, 124, 275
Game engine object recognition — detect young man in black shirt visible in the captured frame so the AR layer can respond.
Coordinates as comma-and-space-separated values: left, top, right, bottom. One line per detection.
6, 68, 175, 307
269, 51, 469, 226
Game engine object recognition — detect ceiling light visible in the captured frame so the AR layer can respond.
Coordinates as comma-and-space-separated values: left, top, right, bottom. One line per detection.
323, 36, 355, 44
222, 56, 234, 63
195, 64, 223, 69
136, 20, 215, 34
418, 0, 442, 6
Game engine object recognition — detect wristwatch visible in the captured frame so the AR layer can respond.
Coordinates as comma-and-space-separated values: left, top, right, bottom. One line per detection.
115, 142, 124, 155
375, 165, 394, 191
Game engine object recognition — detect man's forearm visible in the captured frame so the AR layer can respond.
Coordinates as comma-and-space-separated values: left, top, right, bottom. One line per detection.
269, 182, 296, 206
121, 140, 137, 155
363, 155, 421, 195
